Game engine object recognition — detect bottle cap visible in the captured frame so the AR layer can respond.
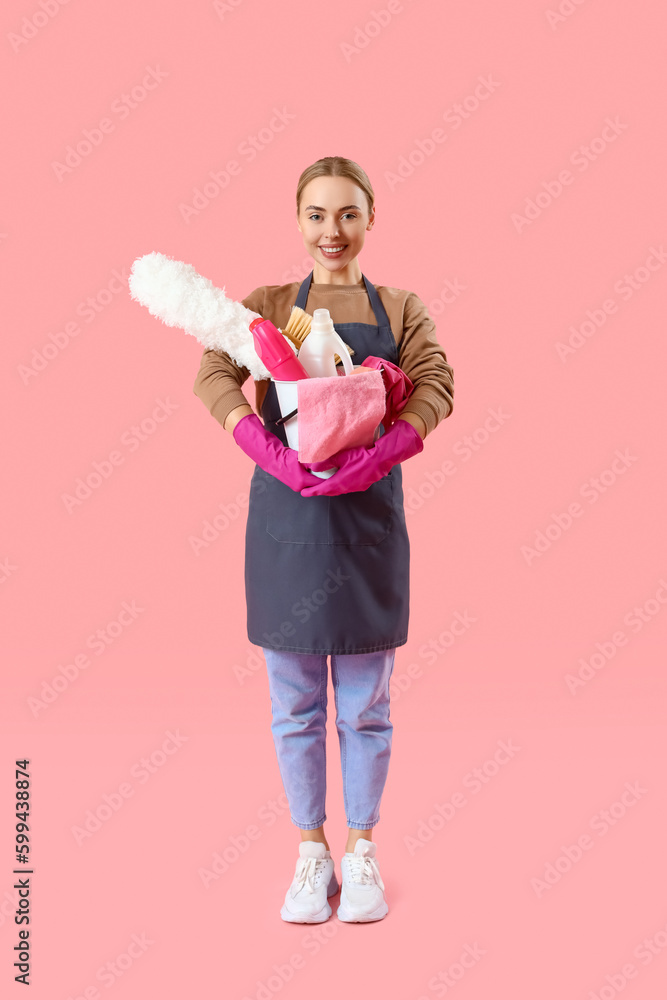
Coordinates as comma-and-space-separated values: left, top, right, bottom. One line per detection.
309, 308, 335, 337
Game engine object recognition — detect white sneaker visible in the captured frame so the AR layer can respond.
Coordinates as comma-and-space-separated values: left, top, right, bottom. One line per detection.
337, 838, 388, 922
280, 841, 339, 923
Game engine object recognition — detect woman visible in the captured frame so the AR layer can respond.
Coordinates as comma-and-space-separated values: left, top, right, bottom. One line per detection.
193, 156, 454, 923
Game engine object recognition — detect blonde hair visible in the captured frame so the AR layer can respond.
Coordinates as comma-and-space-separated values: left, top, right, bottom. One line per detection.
296, 156, 374, 215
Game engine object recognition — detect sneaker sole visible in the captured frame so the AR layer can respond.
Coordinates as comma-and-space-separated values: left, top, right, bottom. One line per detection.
280, 872, 340, 923
337, 898, 388, 922
281, 899, 332, 923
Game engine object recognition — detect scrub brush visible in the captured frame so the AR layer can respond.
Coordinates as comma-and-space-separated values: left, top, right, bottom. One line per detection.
282, 305, 356, 363
281, 306, 312, 349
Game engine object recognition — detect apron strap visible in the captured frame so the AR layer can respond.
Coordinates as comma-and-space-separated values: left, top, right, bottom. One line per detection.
294, 272, 313, 310
361, 274, 391, 329
295, 271, 392, 329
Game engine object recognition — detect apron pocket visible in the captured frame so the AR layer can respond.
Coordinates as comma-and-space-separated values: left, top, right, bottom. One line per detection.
326, 474, 394, 546
265, 474, 331, 544
264, 472, 395, 546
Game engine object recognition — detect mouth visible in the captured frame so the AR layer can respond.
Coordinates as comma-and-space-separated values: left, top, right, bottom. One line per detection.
318, 244, 348, 259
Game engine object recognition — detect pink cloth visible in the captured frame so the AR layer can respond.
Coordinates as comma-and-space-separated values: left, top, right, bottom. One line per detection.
360, 356, 415, 430
297, 369, 386, 463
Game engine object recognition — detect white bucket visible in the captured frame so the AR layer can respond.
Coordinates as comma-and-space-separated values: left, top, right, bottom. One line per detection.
273, 379, 336, 479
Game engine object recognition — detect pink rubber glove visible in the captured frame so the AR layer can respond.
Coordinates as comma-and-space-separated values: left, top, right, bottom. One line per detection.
300, 419, 424, 497
232, 414, 322, 492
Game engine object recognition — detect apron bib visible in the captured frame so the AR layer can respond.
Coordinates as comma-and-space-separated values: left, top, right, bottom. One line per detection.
244, 272, 410, 654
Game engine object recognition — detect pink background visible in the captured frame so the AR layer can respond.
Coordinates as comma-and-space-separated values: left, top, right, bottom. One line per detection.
3, 0, 667, 996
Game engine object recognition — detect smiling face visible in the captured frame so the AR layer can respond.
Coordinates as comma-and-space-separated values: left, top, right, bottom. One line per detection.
297, 175, 374, 283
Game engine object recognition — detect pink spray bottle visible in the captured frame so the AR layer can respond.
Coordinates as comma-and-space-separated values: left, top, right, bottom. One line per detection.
249, 316, 317, 461
249, 317, 309, 381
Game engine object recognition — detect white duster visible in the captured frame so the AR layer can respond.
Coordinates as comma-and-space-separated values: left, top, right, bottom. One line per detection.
128, 251, 271, 380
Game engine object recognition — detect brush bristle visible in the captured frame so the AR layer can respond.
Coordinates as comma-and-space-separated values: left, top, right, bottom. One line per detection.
280, 326, 302, 350
283, 306, 312, 344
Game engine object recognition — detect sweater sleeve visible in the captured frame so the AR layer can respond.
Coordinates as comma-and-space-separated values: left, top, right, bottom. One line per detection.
397, 292, 454, 436
192, 287, 266, 429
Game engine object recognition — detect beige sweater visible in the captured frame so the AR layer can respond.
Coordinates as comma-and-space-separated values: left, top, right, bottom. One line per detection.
192, 280, 454, 436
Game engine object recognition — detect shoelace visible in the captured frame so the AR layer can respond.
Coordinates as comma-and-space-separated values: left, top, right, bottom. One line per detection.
292, 856, 326, 896
345, 854, 385, 892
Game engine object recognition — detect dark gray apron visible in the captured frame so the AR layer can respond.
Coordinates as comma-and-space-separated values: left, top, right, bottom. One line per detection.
244, 272, 410, 654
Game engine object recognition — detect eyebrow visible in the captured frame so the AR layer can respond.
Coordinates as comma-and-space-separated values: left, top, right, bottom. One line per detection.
304, 205, 362, 212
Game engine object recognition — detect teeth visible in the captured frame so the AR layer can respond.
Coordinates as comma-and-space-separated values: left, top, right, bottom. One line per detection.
321, 246, 345, 253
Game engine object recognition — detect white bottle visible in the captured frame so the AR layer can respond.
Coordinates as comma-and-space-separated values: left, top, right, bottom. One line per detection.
297, 308, 354, 378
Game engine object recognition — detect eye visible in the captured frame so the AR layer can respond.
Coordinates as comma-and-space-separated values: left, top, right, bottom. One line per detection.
308, 213, 322, 221
342, 213, 357, 220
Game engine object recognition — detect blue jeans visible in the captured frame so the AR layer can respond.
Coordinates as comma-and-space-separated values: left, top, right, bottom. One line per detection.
262, 648, 396, 830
